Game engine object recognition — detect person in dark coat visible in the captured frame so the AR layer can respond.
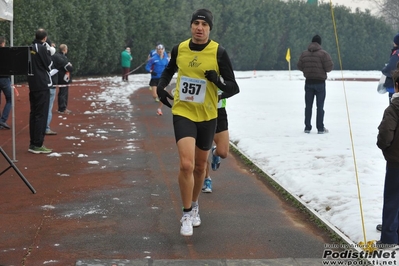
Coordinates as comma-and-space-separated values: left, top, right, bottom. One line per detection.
27, 28, 53, 154
376, 68, 399, 249
56, 44, 73, 114
297, 34, 334, 134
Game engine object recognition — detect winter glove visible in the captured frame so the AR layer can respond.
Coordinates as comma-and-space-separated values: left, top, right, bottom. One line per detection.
151, 71, 157, 76
157, 87, 173, 108
204, 70, 219, 84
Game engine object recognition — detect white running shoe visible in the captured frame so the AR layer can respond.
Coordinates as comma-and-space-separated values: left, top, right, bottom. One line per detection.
191, 205, 201, 227
180, 214, 193, 236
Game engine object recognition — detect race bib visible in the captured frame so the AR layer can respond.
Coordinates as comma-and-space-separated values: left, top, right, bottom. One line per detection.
179, 76, 206, 103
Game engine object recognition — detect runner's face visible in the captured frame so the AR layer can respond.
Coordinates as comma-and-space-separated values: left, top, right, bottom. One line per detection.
191, 19, 210, 44
157, 48, 164, 56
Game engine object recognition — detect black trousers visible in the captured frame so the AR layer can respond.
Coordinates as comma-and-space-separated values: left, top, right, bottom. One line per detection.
29, 90, 50, 147
381, 165, 399, 244
58, 85, 69, 112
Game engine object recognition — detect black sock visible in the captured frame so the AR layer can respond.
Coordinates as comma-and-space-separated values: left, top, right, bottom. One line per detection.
183, 207, 192, 213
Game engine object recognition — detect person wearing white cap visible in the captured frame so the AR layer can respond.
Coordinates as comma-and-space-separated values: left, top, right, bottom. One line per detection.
145, 43, 169, 115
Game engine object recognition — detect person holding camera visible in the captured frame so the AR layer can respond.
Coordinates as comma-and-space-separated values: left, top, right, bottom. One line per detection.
27, 28, 53, 154
145, 44, 169, 116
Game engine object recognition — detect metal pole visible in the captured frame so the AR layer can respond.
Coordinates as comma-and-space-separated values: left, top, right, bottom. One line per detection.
10, 20, 16, 161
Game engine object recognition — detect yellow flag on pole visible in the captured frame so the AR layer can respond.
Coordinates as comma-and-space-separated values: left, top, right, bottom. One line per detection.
286, 48, 291, 80
285, 48, 291, 62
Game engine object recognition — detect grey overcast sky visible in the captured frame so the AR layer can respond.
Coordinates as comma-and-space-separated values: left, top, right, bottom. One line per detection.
320, 0, 378, 14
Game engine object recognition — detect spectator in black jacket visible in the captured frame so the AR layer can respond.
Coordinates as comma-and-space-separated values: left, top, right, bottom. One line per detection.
27, 28, 53, 154
0, 36, 12, 130
56, 44, 73, 114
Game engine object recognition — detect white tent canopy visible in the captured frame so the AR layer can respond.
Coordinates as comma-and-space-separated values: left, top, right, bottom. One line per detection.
0, 0, 13, 21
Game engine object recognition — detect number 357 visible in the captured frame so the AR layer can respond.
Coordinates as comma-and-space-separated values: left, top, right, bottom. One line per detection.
181, 82, 201, 95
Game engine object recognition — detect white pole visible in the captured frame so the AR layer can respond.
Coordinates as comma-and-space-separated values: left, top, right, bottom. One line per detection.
10, 20, 16, 161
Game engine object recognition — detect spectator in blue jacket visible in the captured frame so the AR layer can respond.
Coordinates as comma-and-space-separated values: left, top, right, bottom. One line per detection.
145, 44, 169, 115
382, 33, 399, 103
147, 41, 167, 60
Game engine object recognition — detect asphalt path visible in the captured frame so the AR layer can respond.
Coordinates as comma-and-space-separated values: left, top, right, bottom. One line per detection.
0, 79, 339, 266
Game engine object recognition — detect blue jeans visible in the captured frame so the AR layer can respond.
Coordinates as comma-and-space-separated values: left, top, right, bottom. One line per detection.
46, 87, 56, 130
304, 83, 326, 131
381, 166, 399, 244
0, 77, 12, 123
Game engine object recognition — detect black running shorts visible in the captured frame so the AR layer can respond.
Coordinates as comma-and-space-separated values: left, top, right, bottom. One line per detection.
149, 78, 160, 87
173, 115, 217, 151
216, 108, 228, 134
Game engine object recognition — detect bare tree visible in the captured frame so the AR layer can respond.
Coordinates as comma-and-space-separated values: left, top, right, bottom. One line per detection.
369, 0, 399, 30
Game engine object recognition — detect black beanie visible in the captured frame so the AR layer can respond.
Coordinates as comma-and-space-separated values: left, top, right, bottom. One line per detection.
191, 9, 213, 30
312, 35, 322, 45
394, 33, 399, 46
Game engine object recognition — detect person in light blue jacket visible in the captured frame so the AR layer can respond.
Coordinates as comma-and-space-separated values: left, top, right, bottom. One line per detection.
145, 44, 169, 115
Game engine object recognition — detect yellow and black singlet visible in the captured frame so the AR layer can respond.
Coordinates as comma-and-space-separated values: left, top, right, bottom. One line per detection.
172, 39, 219, 122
